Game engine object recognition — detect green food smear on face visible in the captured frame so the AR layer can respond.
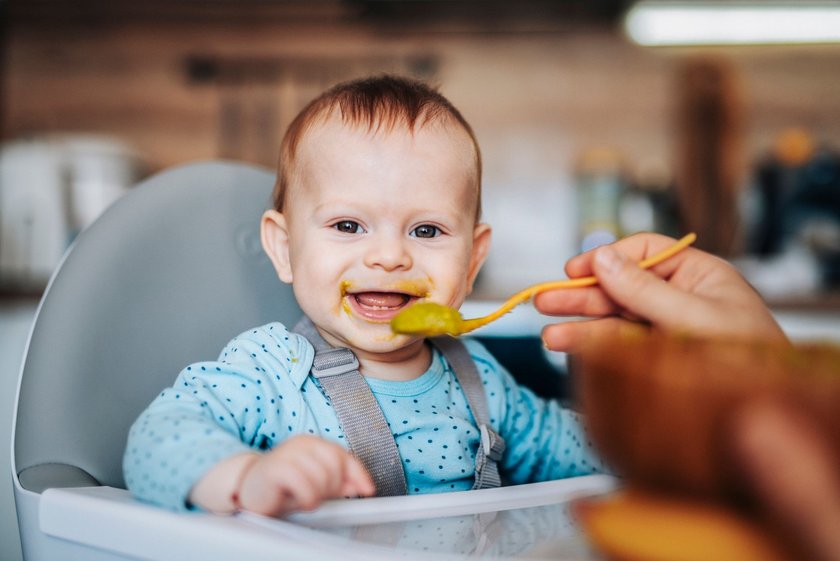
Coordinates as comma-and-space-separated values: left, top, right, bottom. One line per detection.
390, 302, 464, 336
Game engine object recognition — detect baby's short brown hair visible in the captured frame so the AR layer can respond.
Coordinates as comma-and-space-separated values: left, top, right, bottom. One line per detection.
273, 75, 482, 220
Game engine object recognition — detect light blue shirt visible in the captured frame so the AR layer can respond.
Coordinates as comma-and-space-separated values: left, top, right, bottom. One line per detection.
124, 322, 606, 510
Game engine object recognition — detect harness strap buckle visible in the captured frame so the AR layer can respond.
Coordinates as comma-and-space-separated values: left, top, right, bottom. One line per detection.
479, 423, 505, 463
311, 348, 360, 378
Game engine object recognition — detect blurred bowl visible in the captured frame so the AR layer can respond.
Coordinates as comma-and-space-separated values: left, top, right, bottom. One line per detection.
577, 332, 840, 503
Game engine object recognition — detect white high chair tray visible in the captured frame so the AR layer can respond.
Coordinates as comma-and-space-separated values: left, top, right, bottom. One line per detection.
40, 475, 616, 561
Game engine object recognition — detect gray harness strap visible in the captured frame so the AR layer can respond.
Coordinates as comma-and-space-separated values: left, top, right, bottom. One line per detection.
431, 336, 506, 490
293, 316, 505, 494
293, 317, 407, 497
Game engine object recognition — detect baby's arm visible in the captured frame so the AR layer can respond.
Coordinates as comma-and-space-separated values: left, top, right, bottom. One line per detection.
189, 435, 375, 515
501, 385, 608, 483
462, 339, 607, 483
124, 323, 371, 512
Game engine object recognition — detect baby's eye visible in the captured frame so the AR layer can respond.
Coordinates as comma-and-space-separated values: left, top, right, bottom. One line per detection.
411, 224, 441, 239
333, 220, 363, 234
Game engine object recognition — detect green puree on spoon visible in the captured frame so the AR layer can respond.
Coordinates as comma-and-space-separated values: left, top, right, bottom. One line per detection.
390, 233, 697, 337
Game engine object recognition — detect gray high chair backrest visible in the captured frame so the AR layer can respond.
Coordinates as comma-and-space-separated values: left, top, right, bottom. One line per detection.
12, 161, 302, 559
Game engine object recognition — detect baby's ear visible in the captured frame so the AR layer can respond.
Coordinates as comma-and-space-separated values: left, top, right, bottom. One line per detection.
261, 210, 294, 283
467, 223, 492, 294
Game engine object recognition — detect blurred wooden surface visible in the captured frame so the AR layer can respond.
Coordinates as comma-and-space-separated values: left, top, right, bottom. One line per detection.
4, 9, 840, 175
674, 56, 745, 256
3, 6, 840, 294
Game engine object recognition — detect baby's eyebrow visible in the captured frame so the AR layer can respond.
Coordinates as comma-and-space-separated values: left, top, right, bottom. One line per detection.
312, 200, 362, 214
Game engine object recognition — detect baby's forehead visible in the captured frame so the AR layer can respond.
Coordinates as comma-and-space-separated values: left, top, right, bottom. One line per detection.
284, 110, 481, 216
294, 112, 479, 182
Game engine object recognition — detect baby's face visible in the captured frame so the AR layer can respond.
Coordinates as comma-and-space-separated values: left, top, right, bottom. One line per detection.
264, 114, 489, 357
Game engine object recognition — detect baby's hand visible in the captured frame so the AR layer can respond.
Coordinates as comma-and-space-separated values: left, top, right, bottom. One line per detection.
236, 435, 375, 516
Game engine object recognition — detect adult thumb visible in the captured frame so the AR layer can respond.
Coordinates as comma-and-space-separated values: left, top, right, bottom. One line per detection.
592, 244, 697, 330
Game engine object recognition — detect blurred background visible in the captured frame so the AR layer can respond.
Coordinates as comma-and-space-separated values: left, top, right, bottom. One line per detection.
2, 0, 840, 559
2, 0, 840, 298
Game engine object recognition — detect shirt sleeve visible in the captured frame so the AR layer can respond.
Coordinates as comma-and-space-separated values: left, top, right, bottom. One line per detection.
461, 338, 610, 485
122, 322, 313, 511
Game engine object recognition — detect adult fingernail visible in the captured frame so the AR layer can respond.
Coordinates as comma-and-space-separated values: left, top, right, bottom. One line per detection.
595, 245, 626, 275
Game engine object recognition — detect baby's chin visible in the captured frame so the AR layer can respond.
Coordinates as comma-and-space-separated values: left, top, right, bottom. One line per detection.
311, 309, 427, 358
342, 326, 420, 355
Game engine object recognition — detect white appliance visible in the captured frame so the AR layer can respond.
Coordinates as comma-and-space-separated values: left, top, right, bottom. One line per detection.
0, 135, 140, 289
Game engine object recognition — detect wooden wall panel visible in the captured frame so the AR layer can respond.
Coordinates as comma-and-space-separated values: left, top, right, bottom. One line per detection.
3, 13, 840, 294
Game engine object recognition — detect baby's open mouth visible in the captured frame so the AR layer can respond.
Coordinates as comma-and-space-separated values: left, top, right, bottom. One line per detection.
346, 291, 420, 322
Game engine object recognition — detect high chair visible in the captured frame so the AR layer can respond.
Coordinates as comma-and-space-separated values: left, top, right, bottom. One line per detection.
10, 161, 614, 561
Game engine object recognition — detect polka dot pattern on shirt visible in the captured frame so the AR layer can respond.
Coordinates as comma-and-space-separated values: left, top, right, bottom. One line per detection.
123, 323, 606, 511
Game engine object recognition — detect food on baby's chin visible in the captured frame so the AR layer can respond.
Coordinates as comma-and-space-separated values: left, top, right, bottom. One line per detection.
390, 302, 463, 336
574, 489, 789, 561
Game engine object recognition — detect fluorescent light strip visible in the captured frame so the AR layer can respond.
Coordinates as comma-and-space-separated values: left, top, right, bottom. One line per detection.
625, 2, 840, 46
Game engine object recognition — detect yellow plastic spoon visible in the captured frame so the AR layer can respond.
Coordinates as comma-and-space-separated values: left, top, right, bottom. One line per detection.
390, 232, 697, 337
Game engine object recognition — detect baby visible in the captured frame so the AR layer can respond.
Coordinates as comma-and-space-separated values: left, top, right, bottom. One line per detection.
124, 75, 605, 516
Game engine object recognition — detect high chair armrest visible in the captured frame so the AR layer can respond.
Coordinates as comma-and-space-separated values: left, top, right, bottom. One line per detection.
17, 463, 99, 493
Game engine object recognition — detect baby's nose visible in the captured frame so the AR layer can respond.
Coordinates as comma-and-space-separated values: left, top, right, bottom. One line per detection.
363, 235, 413, 271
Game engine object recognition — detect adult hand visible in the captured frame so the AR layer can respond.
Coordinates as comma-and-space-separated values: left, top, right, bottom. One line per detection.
534, 232, 787, 353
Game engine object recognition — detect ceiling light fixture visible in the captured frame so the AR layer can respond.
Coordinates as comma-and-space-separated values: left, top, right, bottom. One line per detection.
625, 1, 840, 46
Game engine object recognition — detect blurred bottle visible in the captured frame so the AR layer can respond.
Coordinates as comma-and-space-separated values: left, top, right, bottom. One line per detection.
749, 128, 816, 256
621, 158, 682, 239
741, 127, 840, 294
575, 147, 625, 253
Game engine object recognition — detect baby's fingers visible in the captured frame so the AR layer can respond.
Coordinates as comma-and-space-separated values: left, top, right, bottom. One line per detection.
239, 465, 306, 515
277, 465, 328, 511
299, 440, 374, 499
341, 455, 375, 497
